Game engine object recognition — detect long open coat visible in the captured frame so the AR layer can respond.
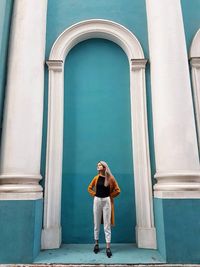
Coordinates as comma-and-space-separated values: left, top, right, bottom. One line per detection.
88, 175, 120, 226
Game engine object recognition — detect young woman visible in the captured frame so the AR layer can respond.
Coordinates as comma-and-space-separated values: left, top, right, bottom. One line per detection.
88, 161, 120, 258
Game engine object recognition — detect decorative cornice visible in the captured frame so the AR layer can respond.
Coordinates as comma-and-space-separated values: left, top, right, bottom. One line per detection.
131, 59, 148, 70
46, 60, 63, 72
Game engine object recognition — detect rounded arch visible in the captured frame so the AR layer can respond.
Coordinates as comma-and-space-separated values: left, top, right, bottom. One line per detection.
42, 19, 157, 250
49, 19, 144, 61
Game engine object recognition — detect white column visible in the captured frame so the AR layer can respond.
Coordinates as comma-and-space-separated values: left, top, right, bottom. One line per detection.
0, 0, 48, 198
146, 0, 200, 196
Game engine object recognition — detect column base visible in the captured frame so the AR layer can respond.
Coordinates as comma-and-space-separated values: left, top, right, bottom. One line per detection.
41, 226, 62, 249
136, 226, 157, 249
154, 171, 200, 191
0, 174, 43, 193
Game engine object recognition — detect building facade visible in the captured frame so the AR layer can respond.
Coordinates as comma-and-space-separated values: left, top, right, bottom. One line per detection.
0, 0, 200, 263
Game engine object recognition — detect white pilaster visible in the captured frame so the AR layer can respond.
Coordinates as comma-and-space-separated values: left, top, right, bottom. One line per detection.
0, 0, 48, 197
145, 0, 200, 194
190, 29, 200, 153
41, 60, 63, 249
131, 59, 156, 249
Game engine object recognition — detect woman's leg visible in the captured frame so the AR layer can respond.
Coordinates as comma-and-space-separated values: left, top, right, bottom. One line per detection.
102, 197, 112, 256
93, 196, 102, 252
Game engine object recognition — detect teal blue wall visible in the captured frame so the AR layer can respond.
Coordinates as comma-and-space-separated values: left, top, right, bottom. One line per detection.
0, 0, 13, 135
45, 0, 149, 57
0, 199, 43, 263
154, 198, 200, 263
61, 38, 135, 243
44, 0, 154, 244
181, 0, 200, 51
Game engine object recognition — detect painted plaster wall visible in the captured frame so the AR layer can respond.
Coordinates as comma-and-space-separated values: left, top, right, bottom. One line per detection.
44, 0, 151, 244
181, 0, 200, 52
154, 198, 200, 263
0, 0, 13, 136
62, 38, 134, 243
0, 199, 43, 263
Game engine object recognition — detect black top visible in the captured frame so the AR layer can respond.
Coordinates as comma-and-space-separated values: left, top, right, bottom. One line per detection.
95, 176, 110, 198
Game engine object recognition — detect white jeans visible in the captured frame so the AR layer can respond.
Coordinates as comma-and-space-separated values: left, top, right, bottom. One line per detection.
93, 196, 111, 243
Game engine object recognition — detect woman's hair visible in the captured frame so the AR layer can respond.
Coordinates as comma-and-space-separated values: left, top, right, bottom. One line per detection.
98, 161, 113, 186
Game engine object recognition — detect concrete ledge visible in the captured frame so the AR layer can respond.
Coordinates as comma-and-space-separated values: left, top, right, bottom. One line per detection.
1, 265, 200, 267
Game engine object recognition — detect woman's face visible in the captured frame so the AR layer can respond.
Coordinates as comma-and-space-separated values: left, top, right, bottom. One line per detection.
97, 162, 104, 171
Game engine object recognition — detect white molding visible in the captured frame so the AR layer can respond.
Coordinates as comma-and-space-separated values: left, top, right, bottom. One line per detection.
154, 191, 200, 199
154, 172, 200, 193
49, 19, 144, 60
0, 192, 43, 200
190, 57, 200, 69
46, 60, 63, 72
131, 59, 148, 70
42, 19, 156, 250
0, 174, 43, 193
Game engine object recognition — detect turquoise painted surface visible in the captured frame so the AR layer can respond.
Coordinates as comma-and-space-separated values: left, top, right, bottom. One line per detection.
62, 39, 135, 243
35, 243, 165, 264
45, 0, 149, 57
0, 0, 13, 133
181, 0, 200, 51
33, 200, 43, 259
0, 199, 43, 263
153, 198, 166, 261
154, 198, 200, 263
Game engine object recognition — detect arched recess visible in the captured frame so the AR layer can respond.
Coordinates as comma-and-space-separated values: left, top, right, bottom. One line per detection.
41, 19, 157, 250
190, 29, 200, 148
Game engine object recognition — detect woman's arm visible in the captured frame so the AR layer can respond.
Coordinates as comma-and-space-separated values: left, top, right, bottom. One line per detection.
110, 178, 121, 198
88, 177, 97, 197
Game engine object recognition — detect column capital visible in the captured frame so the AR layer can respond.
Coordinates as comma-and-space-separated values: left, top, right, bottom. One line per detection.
131, 59, 148, 70
46, 60, 63, 72
190, 57, 200, 68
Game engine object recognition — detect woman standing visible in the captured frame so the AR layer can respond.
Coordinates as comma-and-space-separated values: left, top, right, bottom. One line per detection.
88, 161, 120, 258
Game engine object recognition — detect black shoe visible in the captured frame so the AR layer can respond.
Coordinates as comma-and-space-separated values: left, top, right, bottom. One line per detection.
106, 248, 112, 258
93, 244, 99, 254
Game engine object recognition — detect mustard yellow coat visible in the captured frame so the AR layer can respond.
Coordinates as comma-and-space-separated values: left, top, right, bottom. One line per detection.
88, 175, 120, 226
